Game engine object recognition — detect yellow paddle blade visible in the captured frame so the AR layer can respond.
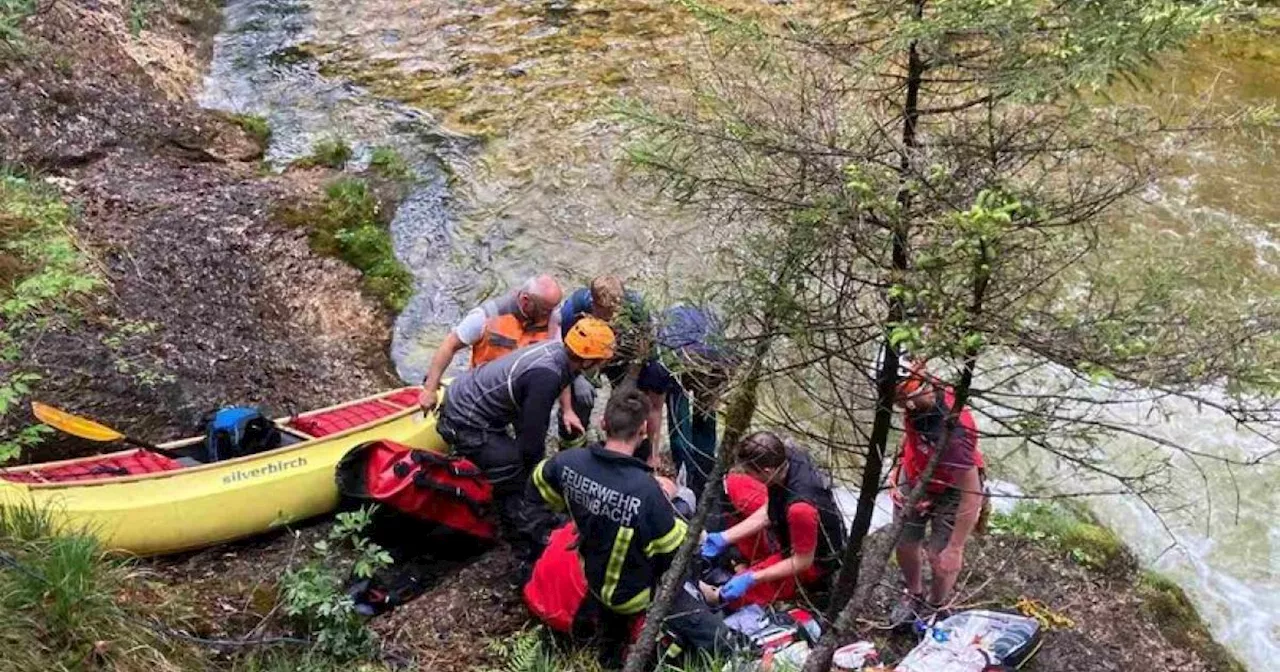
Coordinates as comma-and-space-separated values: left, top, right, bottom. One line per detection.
31, 402, 125, 443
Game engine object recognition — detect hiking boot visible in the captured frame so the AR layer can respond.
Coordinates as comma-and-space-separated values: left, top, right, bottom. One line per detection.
889, 590, 926, 627
925, 600, 952, 622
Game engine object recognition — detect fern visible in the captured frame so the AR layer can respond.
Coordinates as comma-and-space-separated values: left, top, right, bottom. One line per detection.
486, 627, 558, 672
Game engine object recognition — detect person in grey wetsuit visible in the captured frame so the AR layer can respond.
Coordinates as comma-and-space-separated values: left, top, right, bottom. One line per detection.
435, 317, 616, 541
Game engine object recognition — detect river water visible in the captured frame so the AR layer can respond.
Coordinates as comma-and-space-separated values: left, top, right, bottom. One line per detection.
197, 2, 1279, 669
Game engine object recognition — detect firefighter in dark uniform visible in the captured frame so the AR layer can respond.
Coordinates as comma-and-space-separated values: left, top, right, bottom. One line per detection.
525, 386, 731, 664
700, 431, 847, 608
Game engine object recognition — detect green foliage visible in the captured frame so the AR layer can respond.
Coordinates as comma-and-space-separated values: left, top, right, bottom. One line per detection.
277, 178, 413, 312
100, 318, 175, 390
229, 113, 273, 147
0, 502, 55, 541
128, 0, 159, 36
230, 649, 389, 672
295, 137, 354, 170
0, 172, 98, 463
1137, 571, 1248, 672
0, 0, 35, 49
280, 506, 392, 660
368, 146, 413, 181
0, 506, 188, 669
485, 625, 728, 672
989, 501, 1129, 572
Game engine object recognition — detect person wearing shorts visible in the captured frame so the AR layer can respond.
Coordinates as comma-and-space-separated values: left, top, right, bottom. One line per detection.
888, 369, 986, 625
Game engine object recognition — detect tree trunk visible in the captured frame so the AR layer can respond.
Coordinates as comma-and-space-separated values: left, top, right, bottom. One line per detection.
620, 336, 772, 672
799, 2, 927, 670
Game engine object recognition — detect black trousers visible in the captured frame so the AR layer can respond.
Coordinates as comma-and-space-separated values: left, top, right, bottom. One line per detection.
436, 416, 529, 543
571, 588, 736, 667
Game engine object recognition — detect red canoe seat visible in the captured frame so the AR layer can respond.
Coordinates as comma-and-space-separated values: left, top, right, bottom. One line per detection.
288, 388, 420, 438
0, 450, 184, 484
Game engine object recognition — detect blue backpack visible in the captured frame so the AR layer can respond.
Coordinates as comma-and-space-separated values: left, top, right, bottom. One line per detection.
202, 406, 282, 462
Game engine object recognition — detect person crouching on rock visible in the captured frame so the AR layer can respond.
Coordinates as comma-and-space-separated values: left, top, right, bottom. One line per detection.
699, 431, 847, 610
434, 317, 615, 547
522, 387, 732, 666
887, 368, 987, 626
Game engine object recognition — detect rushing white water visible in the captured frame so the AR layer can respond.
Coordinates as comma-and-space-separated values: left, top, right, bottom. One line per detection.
977, 373, 1280, 672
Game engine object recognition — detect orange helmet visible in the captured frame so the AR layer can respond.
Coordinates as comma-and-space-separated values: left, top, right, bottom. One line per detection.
895, 361, 930, 404
564, 317, 616, 361
896, 375, 925, 402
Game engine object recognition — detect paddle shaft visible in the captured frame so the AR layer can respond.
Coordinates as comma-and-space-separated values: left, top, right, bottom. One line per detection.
121, 435, 177, 456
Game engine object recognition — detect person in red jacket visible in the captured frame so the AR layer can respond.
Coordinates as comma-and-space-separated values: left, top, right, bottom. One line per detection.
888, 370, 986, 625
699, 432, 846, 609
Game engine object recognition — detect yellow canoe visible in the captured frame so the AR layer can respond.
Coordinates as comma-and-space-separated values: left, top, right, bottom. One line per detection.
0, 386, 444, 556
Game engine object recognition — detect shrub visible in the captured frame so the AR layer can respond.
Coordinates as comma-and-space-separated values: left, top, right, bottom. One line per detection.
295, 137, 353, 170
277, 177, 413, 312
279, 507, 392, 660
368, 146, 413, 181
229, 113, 272, 147
0, 172, 97, 462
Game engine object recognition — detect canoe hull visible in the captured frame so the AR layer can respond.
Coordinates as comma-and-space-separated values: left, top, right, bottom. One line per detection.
0, 391, 444, 556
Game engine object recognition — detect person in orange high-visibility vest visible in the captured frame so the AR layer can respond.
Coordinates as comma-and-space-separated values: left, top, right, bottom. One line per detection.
419, 275, 563, 413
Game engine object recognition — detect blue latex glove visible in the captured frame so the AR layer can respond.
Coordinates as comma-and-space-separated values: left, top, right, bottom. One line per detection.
700, 531, 730, 558
719, 572, 757, 602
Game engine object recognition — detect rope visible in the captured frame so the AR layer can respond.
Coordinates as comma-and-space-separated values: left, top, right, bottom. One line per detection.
1015, 596, 1075, 630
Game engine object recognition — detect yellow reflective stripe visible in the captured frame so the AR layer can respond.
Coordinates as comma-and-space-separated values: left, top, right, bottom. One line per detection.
644, 518, 687, 557
531, 460, 565, 512
612, 587, 652, 615
601, 527, 634, 606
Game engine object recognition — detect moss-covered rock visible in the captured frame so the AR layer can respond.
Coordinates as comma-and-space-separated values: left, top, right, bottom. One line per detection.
276, 177, 413, 312
989, 501, 1132, 575
1137, 571, 1248, 672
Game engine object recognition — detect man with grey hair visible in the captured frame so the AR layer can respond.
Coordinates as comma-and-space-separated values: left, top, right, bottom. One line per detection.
419, 274, 563, 412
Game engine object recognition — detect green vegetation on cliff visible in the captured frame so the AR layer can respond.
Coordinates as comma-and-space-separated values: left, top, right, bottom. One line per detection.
276, 177, 413, 312
0, 171, 98, 462
990, 501, 1128, 573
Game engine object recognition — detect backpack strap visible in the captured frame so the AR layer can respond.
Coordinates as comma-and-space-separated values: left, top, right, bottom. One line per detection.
411, 471, 488, 516
409, 450, 485, 478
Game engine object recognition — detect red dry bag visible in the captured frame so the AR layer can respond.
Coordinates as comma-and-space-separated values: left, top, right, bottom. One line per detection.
336, 440, 496, 540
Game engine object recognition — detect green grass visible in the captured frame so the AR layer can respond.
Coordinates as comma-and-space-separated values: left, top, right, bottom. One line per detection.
277, 178, 413, 312
0, 170, 98, 462
0, 0, 35, 49
293, 137, 354, 170
228, 113, 272, 147
486, 626, 727, 672
988, 501, 1130, 573
0, 505, 195, 670
368, 146, 413, 181
1137, 571, 1248, 672
229, 650, 389, 672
